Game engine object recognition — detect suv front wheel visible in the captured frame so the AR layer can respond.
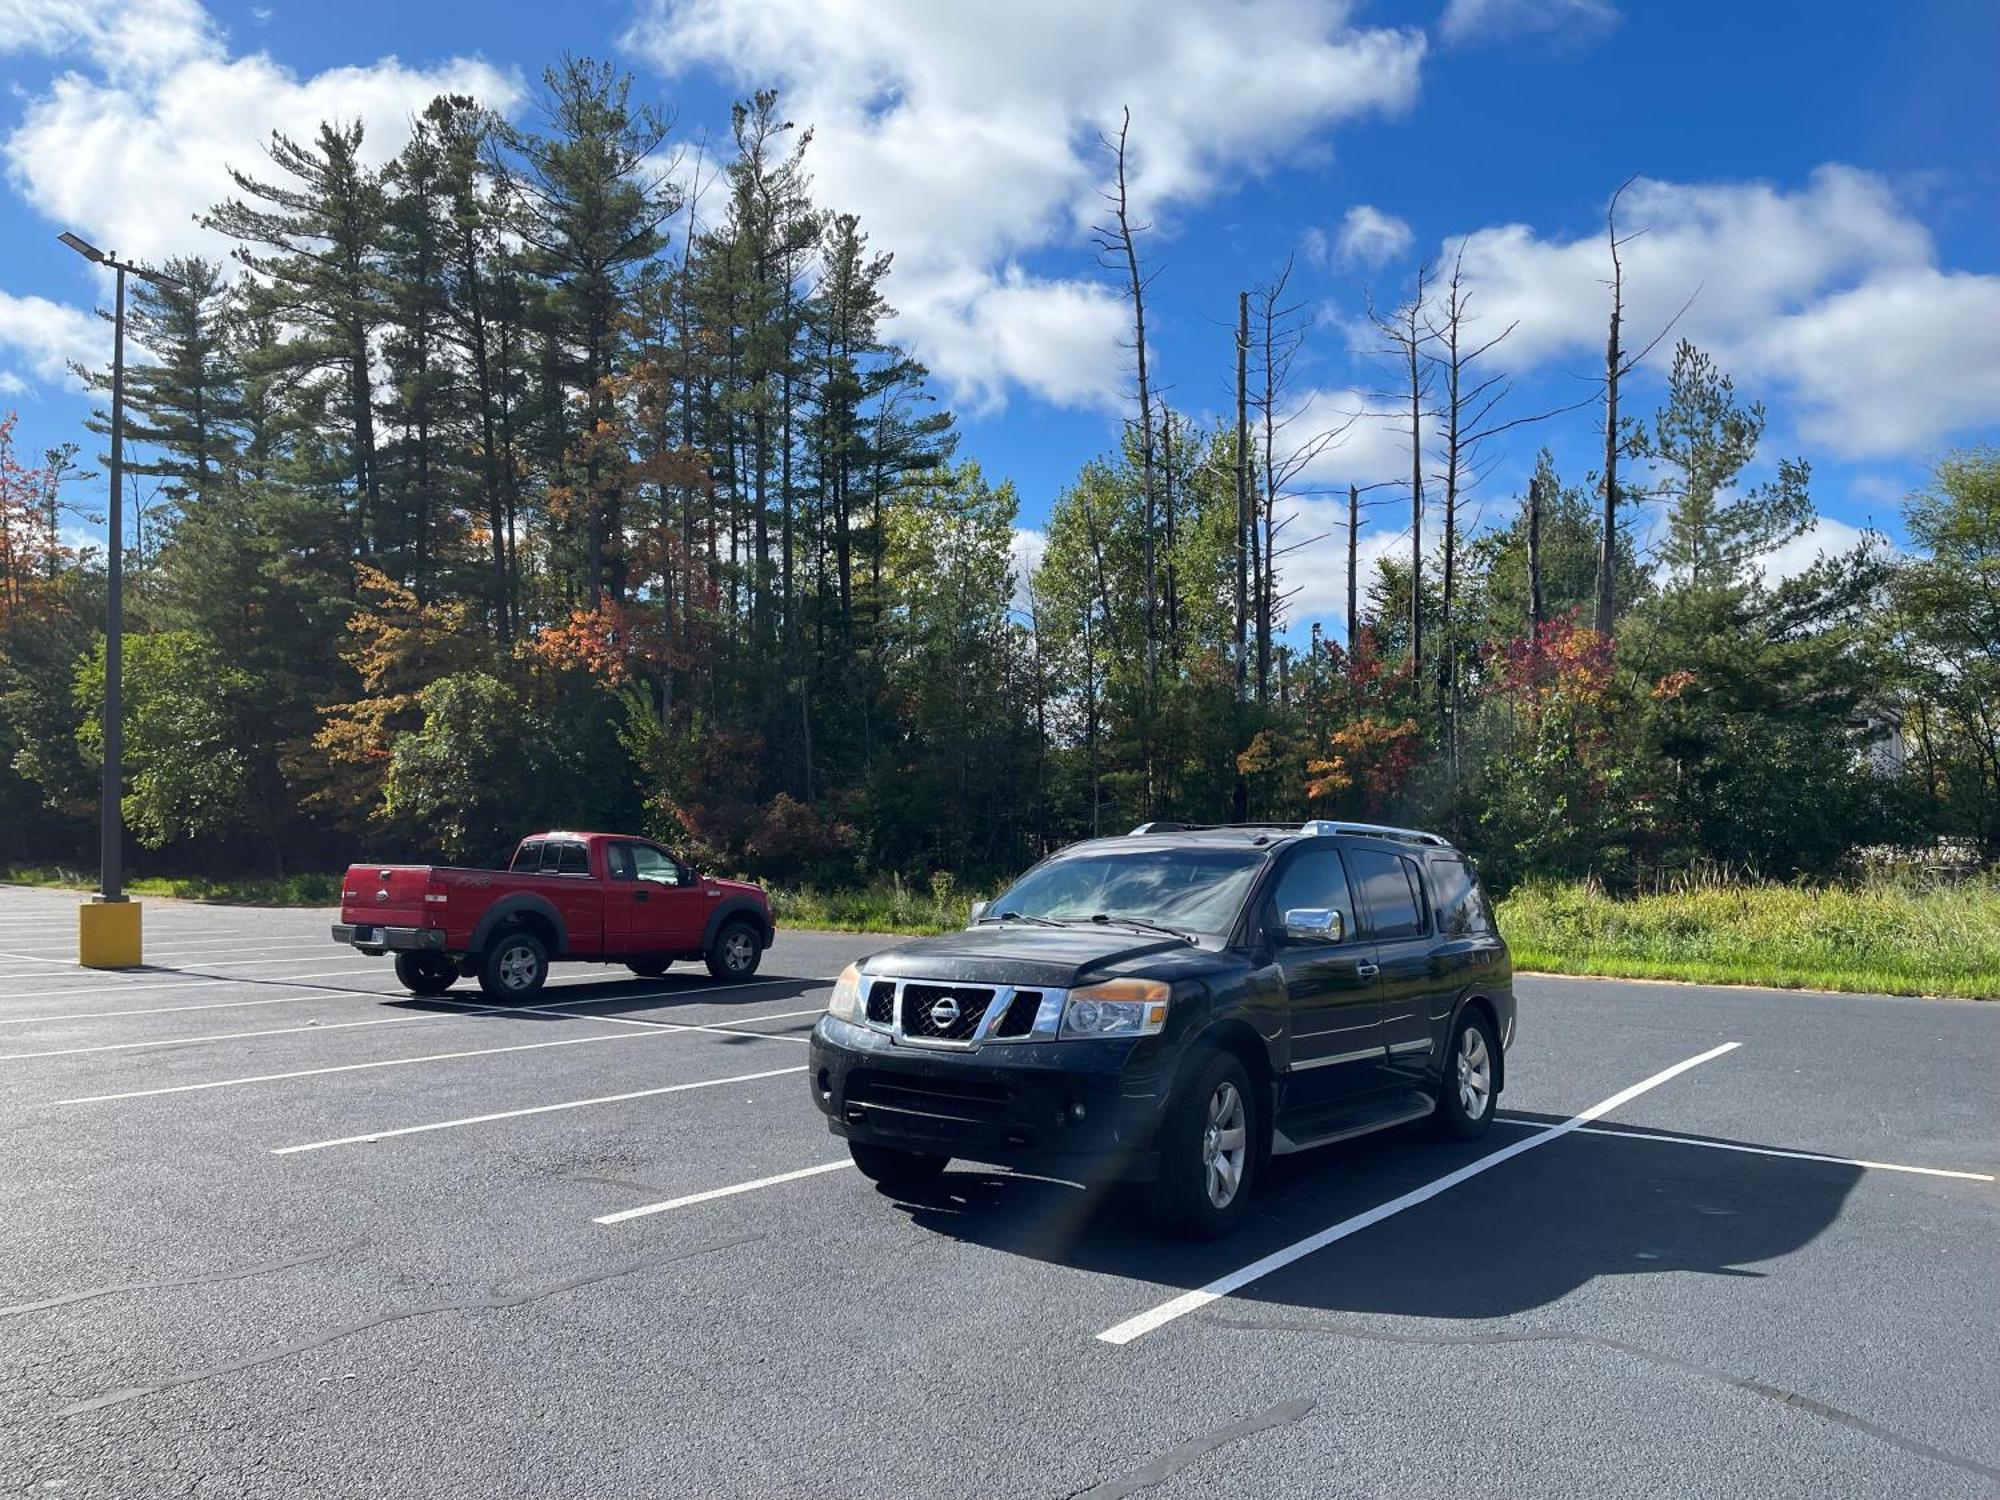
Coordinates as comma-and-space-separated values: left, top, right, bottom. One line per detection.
1149, 1050, 1260, 1239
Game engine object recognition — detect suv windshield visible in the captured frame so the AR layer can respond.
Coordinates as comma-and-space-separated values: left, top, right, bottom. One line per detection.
984, 848, 1265, 939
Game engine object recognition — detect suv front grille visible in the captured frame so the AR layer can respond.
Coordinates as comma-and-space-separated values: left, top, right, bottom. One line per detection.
865, 980, 895, 1025
900, 984, 993, 1043
995, 991, 1042, 1037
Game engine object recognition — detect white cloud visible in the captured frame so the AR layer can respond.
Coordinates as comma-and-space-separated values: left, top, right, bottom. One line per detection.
1334, 204, 1412, 267
1010, 526, 1049, 615
0, 291, 105, 390
1443, 166, 2000, 459
0, 371, 28, 396
630, 0, 1426, 411
5, 3, 523, 273
1755, 516, 1880, 587
1438, 0, 1618, 46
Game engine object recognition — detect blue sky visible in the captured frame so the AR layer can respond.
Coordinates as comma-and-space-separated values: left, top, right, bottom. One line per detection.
4, 0, 1997, 628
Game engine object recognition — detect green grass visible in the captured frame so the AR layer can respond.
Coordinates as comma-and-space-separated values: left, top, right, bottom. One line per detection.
0, 865, 343, 907
768, 879, 990, 937
1497, 876, 2000, 1000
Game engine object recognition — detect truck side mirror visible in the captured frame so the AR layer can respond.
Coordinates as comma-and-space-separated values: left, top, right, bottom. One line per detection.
1283, 907, 1343, 944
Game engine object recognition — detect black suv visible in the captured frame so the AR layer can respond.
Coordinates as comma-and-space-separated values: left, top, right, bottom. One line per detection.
809, 821, 1515, 1237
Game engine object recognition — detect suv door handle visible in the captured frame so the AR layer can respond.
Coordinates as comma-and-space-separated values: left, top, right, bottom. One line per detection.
1355, 961, 1380, 979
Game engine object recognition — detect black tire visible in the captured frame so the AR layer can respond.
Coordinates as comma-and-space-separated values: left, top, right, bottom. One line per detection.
705, 920, 762, 981
627, 959, 671, 978
393, 951, 458, 997
849, 1141, 949, 1188
1148, 1049, 1260, 1240
1433, 1006, 1499, 1140
478, 929, 549, 1000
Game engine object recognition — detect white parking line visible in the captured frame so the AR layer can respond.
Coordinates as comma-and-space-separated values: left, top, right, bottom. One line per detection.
0, 982, 405, 1026
49, 1001, 823, 1105
1496, 1117, 1997, 1184
272, 1065, 807, 1154
1095, 1042, 1742, 1347
595, 1160, 854, 1224
0, 963, 392, 1001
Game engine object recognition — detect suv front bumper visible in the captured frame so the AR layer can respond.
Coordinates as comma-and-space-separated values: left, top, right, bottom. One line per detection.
331, 923, 446, 955
810, 1015, 1170, 1181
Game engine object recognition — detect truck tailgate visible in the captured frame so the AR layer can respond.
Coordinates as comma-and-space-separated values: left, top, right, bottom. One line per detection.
342, 864, 435, 929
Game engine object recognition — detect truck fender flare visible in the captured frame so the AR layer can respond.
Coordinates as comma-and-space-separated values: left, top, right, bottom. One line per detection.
470, 894, 569, 959
701, 898, 771, 953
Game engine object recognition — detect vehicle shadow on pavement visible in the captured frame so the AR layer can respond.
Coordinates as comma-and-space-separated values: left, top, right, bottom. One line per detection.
379, 974, 833, 1022
884, 1117, 1863, 1320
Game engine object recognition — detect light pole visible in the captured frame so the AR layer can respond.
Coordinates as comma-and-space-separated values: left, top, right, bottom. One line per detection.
59, 232, 178, 966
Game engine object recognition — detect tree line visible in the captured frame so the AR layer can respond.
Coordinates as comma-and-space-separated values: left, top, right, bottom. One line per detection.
2, 61, 1997, 894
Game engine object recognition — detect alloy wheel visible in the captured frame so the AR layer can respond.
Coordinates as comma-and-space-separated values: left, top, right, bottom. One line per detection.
498, 943, 539, 991
1201, 1080, 1249, 1209
1457, 1024, 1492, 1119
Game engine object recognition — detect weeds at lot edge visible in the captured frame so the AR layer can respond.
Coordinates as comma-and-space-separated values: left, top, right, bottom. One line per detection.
0, 865, 342, 907
1498, 876, 2000, 1000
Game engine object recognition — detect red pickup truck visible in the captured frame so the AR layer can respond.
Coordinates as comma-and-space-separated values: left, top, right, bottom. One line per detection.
331, 831, 775, 999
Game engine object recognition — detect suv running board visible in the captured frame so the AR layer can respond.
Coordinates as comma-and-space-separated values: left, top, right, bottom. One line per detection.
1272, 1090, 1436, 1155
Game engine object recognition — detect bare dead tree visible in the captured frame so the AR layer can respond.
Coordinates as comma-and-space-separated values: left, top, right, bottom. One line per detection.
1368, 261, 1434, 675
1527, 471, 1545, 635
1426, 245, 1587, 763
1104, 104, 1168, 804
1250, 255, 1350, 701
1235, 291, 1250, 704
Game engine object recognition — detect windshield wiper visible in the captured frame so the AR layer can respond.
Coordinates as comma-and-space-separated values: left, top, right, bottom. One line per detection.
982, 909, 1065, 928
1087, 913, 1195, 945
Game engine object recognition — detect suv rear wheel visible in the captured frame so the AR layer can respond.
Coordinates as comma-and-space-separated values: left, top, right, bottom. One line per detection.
478, 930, 549, 1000
393, 951, 457, 997
849, 1142, 949, 1189
1149, 1050, 1259, 1239
1434, 1007, 1498, 1139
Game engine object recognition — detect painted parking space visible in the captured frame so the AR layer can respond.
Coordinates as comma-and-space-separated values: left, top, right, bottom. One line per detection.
0, 887, 1994, 1499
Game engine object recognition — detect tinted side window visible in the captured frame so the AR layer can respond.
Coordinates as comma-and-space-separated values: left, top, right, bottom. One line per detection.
605, 844, 634, 881
1350, 848, 1425, 939
555, 842, 589, 875
510, 842, 543, 873
1263, 848, 1353, 937
1429, 857, 1494, 937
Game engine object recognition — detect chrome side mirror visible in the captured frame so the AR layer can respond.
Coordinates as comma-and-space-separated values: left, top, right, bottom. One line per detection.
1283, 907, 1343, 944
967, 899, 989, 924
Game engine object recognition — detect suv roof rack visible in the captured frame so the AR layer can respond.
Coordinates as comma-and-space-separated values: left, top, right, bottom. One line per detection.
1300, 819, 1450, 847
1126, 821, 1305, 836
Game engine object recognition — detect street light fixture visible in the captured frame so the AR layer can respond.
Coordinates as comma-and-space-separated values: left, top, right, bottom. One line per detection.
58, 230, 178, 967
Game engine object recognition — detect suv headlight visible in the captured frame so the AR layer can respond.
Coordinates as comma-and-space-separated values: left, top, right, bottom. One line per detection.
827, 962, 865, 1023
1060, 978, 1170, 1039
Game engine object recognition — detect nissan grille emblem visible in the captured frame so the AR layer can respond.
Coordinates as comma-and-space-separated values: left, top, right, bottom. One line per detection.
929, 995, 962, 1029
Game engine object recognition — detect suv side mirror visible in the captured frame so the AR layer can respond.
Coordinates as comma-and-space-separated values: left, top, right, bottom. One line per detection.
1283, 907, 1343, 944
967, 899, 989, 924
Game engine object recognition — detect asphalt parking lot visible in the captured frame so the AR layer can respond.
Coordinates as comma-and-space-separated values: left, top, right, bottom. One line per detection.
2, 884, 1996, 1499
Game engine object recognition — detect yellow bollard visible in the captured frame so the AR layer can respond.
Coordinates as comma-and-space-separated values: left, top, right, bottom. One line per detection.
79, 898, 143, 968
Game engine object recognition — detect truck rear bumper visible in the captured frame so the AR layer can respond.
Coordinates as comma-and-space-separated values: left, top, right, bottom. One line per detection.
331, 923, 446, 955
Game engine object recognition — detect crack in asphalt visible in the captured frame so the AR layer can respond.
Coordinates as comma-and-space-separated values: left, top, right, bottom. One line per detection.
1069, 1398, 1317, 1499
56, 1233, 760, 1418
1206, 1314, 2000, 1485
0, 1241, 362, 1320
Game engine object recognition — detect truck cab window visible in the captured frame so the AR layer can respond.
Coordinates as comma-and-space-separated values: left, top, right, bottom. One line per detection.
631, 844, 682, 886
510, 842, 543, 873
606, 844, 634, 881
555, 842, 589, 875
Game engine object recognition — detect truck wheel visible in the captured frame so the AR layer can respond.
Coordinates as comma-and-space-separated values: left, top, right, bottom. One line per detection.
479, 930, 548, 1000
849, 1142, 949, 1189
627, 959, 671, 978
393, 951, 458, 997
1433, 1007, 1498, 1140
705, 920, 761, 981
1148, 1050, 1259, 1240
